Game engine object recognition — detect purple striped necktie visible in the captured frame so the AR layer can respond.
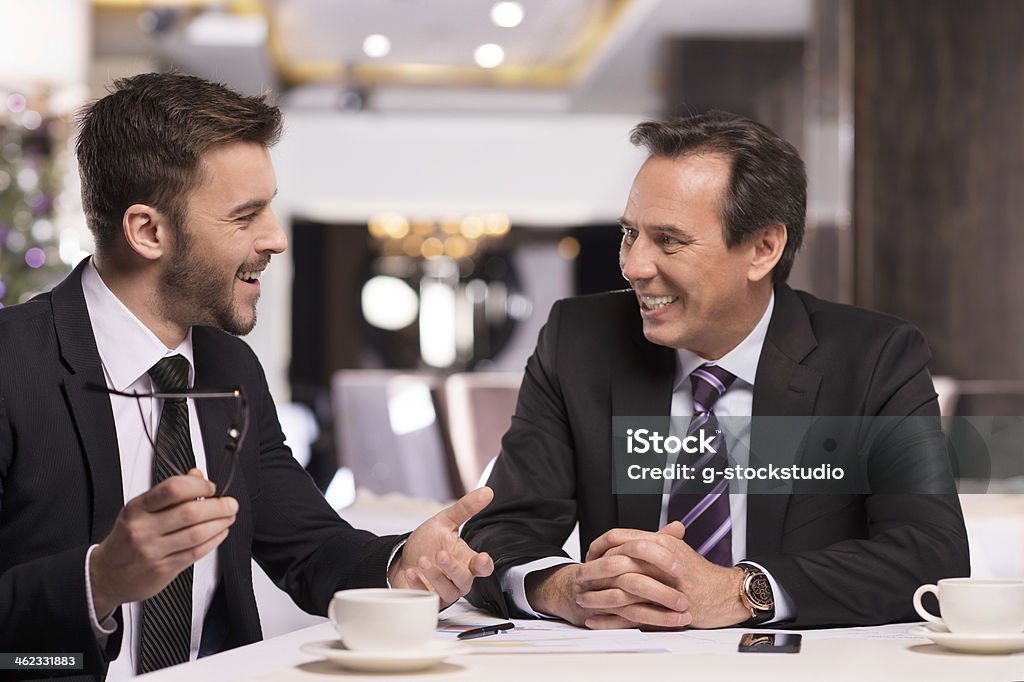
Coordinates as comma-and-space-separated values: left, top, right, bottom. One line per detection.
139, 355, 195, 673
667, 364, 736, 567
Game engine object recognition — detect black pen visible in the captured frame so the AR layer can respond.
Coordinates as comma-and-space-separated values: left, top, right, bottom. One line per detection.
457, 622, 516, 640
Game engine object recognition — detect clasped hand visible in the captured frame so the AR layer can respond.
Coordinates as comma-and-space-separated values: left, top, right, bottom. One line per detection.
529, 521, 748, 630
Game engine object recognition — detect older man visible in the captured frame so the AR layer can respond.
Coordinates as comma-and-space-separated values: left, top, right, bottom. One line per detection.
463, 111, 968, 630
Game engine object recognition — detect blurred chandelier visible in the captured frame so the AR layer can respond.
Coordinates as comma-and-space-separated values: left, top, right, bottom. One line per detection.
367, 212, 511, 261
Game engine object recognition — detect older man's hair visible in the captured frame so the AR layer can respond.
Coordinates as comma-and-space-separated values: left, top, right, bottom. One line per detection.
630, 111, 806, 284
76, 72, 283, 254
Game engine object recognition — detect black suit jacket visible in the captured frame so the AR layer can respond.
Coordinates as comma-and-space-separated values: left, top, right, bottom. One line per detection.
463, 285, 969, 627
0, 261, 401, 679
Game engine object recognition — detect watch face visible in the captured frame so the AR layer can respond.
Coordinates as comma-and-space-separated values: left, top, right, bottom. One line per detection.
747, 573, 774, 611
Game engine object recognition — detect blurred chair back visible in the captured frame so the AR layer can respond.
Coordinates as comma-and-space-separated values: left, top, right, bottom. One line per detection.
331, 370, 454, 501
444, 372, 523, 492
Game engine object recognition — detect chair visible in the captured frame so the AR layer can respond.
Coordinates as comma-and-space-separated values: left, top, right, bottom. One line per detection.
331, 370, 455, 501
443, 372, 523, 493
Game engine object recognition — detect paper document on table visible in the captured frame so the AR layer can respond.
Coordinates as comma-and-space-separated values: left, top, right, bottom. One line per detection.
445, 626, 669, 654
438, 606, 666, 654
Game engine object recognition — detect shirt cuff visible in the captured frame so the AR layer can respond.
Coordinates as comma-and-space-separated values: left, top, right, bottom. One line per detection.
742, 560, 794, 624
85, 544, 118, 638
385, 539, 407, 588
501, 557, 577, 618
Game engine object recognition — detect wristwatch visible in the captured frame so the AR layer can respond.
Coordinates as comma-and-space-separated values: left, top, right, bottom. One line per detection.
738, 563, 775, 625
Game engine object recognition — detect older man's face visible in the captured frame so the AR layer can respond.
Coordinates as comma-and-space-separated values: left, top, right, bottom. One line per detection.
618, 153, 766, 359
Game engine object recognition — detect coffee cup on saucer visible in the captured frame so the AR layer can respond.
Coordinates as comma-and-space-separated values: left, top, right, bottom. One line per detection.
913, 578, 1024, 634
328, 588, 440, 651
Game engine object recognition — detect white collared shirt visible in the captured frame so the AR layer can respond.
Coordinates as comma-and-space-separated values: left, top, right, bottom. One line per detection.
504, 291, 793, 622
81, 259, 219, 679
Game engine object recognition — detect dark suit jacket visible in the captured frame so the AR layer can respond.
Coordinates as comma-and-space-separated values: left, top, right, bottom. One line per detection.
0, 261, 401, 679
463, 285, 970, 627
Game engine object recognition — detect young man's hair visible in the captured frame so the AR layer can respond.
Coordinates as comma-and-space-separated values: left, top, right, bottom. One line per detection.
630, 111, 806, 284
76, 72, 283, 254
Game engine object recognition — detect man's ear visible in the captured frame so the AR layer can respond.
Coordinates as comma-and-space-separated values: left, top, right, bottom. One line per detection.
123, 204, 172, 261
747, 223, 787, 283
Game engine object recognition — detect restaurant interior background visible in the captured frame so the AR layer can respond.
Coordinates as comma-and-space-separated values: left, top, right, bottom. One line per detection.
5, 0, 1024, 636
3, 0, 1023, 506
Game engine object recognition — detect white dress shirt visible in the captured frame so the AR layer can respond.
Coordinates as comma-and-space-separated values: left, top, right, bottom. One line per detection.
81, 259, 219, 679
504, 291, 794, 622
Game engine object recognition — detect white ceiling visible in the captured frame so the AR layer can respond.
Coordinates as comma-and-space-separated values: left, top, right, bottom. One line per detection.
273, 0, 610, 66
92, 0, 812, 114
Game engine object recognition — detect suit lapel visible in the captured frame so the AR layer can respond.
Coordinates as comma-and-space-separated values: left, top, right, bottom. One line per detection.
747, 285, 822, 556
192, 339, 234, 496
612, 316, 675, 532
192, 332, 250, 587
52, 260, 124, 542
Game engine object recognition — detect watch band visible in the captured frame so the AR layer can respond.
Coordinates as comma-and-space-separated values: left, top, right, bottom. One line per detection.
738, 564, 775, 625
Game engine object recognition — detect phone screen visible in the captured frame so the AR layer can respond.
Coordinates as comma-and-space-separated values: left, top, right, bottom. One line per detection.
737, 632, 802, 653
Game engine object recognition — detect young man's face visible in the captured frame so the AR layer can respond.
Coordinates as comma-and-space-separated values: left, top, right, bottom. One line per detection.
160, 141, 285, 335
618, 153, 768, 359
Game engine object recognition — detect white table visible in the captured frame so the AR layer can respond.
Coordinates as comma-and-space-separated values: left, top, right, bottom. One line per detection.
139, 603, 1024, 682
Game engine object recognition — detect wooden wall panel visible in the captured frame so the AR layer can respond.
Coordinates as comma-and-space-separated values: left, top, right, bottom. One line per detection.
854, 0, 1024, 378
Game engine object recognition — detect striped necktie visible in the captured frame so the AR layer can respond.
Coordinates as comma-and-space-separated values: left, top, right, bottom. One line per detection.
667, 364, 736, 566
139, 354, 195, 673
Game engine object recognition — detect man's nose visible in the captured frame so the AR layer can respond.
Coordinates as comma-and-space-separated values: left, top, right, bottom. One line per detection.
620, 237, 657, 285
258, 209, 288, 254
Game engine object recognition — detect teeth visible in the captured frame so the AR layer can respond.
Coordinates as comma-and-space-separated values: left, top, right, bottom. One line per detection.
237, 269, 263, 282
641, 295, 677, 310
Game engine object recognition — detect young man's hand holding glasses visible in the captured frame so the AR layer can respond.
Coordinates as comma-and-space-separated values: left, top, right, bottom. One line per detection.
84, 383, 248, 621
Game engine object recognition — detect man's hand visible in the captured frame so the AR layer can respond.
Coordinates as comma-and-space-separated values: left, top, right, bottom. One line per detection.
89, 469, 238, 619
388, 487, 495, 608
525, 560, 690, 630
582, 521, 749, 629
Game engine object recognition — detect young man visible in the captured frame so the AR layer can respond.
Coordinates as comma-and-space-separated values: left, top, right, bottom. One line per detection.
0, 72, 493, 679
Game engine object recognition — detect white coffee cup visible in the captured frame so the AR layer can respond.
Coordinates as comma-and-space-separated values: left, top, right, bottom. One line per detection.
328, 588, 440, 651
913, 578, 1024, 634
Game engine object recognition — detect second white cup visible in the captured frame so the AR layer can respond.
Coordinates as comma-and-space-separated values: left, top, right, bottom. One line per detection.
913, 578, 1024, 634
328, 588, 440, 651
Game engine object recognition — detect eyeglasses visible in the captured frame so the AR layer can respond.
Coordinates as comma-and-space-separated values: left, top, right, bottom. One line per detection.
87, 383, 249, 497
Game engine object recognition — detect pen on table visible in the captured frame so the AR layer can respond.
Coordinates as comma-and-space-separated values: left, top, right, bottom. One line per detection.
457, 622, 516, 640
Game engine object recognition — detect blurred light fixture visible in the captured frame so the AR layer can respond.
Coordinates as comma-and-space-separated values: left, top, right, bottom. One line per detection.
370, 212, 409, 239
491, 2, 525, 28
366, 212, 510, 266
420, 237, 445, 259
558, 236, 581, 259
411, 218, 434, 235
484, 213, 511, 236
362, 33, 391, 58
420, 262, 459, 368
474, 43, 505, 68
361, 275, 419, 330
460, 215, 484, 239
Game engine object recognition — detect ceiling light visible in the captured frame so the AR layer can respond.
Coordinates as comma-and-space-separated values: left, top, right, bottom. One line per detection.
491, 2, 525, 28
474, 43, 505, 69
362, 33, 391, 58
361, 276, 418, 331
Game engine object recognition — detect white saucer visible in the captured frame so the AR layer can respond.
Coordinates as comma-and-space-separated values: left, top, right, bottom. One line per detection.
300, 639, 469, 672
908, 624, 1024, 654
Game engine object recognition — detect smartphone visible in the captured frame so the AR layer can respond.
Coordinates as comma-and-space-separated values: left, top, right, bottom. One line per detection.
737, 632, 802, 653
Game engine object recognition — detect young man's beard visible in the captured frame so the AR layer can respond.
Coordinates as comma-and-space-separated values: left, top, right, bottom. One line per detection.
159, 225, 259, 336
